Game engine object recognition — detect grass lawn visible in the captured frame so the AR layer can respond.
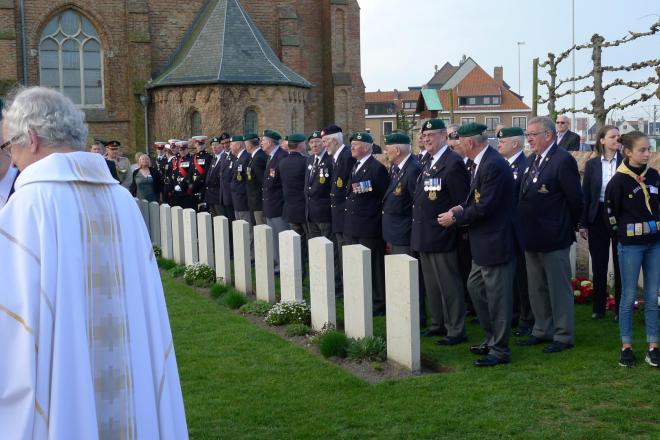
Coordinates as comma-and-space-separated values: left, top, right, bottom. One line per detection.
163, 272, 659, 439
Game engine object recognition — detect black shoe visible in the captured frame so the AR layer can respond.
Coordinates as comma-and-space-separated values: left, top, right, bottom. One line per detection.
619, 347, 635, 368
542, 341, 574, 353
435, 335, 467, 346
470, 344, 489, 356
514, 327, 532, 337
421, 328, 446, 337
645, 347, 660, 367
517, 336, 550, 346
474, 355, 510, 367
591, 312, 605, 320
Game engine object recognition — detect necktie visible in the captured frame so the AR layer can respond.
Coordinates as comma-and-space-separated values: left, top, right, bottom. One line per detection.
390, 165, 400, 182
466, 159, 476, 182
352, 161, 360, 176
309, 156, 319, 182
523, 155, 542, 192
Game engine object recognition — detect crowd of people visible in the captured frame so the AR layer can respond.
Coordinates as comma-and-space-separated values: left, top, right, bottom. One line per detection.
84, 115, 659, 369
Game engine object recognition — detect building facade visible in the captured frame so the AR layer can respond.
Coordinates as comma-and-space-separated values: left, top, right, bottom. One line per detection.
0, 0, 364, 153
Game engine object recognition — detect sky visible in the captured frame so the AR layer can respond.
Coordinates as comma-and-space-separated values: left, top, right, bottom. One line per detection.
359, 0, 660, 124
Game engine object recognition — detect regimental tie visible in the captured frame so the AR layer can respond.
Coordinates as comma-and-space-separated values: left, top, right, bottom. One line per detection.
309, 156, 319, 183
352, 161, 361, 176
390, 164, 400, 182
523, 154, 542, 192
466, 159, 476, 183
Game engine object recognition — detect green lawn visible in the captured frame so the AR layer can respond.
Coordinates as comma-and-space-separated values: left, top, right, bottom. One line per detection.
163, 273, 659, 439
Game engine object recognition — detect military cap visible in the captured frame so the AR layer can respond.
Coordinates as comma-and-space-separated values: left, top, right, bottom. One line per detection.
421, 119, 447, 133
167, 138, 180, 145
263, 129, 282, 141
385, 132, 411, 145
175, 140, 190, 147
496, 127, 524, 138
94, 137, 108, 146
349, 131, 373, 143
219, 132, 231, 141
308, 130, 322, 141
191, 135, 207, 143
210, 136, 221, 144
104, 140, 121, 148
457, 123, 488, 137
321, 124, 342, 137
230, 135, 244, 142
244, 133, 259, 141
287, 133, 306, 143
155, 141, 167, 149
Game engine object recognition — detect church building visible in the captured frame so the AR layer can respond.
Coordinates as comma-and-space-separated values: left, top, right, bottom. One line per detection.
0, 0, 365, 152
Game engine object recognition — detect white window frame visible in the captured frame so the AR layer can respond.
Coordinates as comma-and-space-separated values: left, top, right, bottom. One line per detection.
512, 116, 527, 129
38, 10, 105, 108
485, 116, 500, 131
460, 117, 476, 125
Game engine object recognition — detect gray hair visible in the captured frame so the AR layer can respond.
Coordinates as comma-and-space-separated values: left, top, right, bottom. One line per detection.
391, 143, 412, 154
528, 116, 556, 136
513, 135, 525, 147
2, 87, 88, 151
468, 134, 489, 145
447, 124, 460, 132
326, 131, 344, 146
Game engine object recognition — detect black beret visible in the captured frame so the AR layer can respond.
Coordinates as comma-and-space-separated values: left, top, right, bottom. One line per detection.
321, 124, 342, 137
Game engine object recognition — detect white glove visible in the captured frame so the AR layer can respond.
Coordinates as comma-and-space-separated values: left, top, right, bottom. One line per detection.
174, 185, 182, 192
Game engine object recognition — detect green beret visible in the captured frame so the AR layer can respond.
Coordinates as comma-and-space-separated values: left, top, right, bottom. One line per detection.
421, 119, 446, 132
244, 133, 259, 141
457, 123, 488, 137
230, 135, 244, 142
497, 127, 524, 138
308, 130, 322, 141
287, 133, 306, 143
349, 131, 373, 143
263, 129, 282, 141
385, 132, 411, 145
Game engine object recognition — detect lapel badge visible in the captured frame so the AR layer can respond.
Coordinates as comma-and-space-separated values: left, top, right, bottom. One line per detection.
394, 183, 402, 196
474, 189, 481, 203
428, 191, 437, 201
336, 177, 344, 188
538, 184, 549, 194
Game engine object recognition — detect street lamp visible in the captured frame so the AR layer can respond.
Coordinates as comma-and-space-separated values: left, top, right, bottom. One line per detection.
517, 41, 525, 95
139, 91, 150, 155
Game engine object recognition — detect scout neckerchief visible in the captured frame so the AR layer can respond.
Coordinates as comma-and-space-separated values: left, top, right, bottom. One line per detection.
617, 161, 652, 213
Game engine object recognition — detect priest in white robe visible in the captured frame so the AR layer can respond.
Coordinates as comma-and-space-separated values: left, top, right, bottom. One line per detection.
0, 87, 188, 439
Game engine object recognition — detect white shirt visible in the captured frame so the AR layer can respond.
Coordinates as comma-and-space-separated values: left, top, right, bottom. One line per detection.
396, 154, 412, 171
0, 165, 18, 209
236, 149, 246, 160
269, 145, 280, 158
354, 154, 372, 173
333, 144, 346, 163
471, 145, 490, 177
600, 154, 618, 202
507, 150, 524, 165
557, 131, 566, 145
429, 144, 449, 168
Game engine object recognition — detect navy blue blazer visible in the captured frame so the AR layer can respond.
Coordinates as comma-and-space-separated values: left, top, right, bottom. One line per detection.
343, 155, 389, 238
580, 152, 622, 226
518, 143, 583, 252
330, 146, 357, 233
411, 147, 469, 253
509, 151, 529, 200
305, 151, 333, 223
280, 151, 308, 224
382, 156, 422, 246
205, 154, 222, 204
262, 146, 288, 218
230, 150, 250, 212
218, 151, 235, 206
455, 146, 521, 266
246, 148, 267, 211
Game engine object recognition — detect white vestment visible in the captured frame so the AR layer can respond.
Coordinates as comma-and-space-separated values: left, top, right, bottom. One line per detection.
0, 152, 188, 439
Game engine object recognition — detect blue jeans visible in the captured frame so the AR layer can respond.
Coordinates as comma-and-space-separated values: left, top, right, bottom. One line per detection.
617, 240, 660, 344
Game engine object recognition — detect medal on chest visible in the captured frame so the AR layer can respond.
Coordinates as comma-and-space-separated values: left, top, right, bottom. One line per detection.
474, 189, 481, 203
394, 183, 402, 196
336, 177, 344, 188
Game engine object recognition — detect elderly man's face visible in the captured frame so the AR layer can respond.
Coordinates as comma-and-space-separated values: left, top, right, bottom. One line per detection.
261, 137, 275, 154
230, 141, 243, 156
106, 146, 118, 158
497, 137, 518, 158
195, 141, 205, 153
556, 116, 570, 133
350, 140, 370, 159
526, 122, 553, 155
384, 144, 401, 164
322, 135, 338, 155
2, 122, 29, 171
424, 130, 447, 155
211, 142, 222, 155
452, 138, 468, 158
309, 138, 323, 156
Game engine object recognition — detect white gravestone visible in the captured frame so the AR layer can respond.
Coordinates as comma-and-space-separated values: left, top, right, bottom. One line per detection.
148, 201, 161, 246
309, 237, 336, 331
160, 204, 173, 260
171, 206, 185, 265
197, 212, 214, 268
343, 244, 373, 339
279, 230, 303, 302
213, 216, 231, 284
254, 225, 276, 303
138, 199, 149, 228
233, 220, 252, 295
385, 254, 421, 372
183, 208, 199, 266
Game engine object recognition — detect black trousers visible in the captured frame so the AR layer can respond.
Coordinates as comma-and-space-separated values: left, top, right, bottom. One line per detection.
588, 203, 621, 315
456, 230, 475, 314
344, 235, 386, 314
334, 232, 348, 293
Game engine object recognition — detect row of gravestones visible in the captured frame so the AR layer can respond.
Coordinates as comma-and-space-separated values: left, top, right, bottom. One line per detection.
136, 199, 421, 372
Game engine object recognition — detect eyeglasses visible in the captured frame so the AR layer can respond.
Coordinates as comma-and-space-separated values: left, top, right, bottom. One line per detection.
525, 130, 548, 138
0, 135, 21, 152
448, 132, 459, 140
556, 121, 567, 125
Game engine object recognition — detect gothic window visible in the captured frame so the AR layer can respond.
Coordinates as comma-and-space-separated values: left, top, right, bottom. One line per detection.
39, 10, 103, 107
290, 108, 298, 132
244, 109, 258, 134
191, 111, 202, 136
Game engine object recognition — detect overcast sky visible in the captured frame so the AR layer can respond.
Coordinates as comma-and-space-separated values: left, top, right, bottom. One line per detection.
359, 0, 660, 123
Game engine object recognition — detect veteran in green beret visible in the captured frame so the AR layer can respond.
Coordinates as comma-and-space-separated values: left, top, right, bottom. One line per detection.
411, 118, 470, 342
244, 132, 268, 225
438, 123, 521, 366
261, 129, 289, 271
497, 126, 534, 337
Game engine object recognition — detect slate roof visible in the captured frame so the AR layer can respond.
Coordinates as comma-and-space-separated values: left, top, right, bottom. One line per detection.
365, 90, 418, 103
150, 0, 311, 89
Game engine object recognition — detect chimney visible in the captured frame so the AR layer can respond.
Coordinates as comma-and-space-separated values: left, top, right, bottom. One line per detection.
494, 66, 503, 85
434, 64, 438, 73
